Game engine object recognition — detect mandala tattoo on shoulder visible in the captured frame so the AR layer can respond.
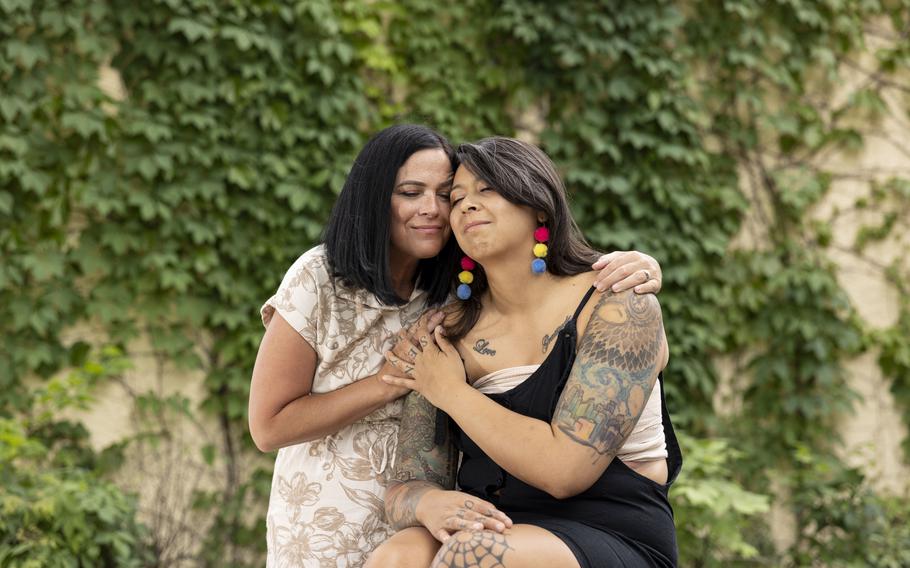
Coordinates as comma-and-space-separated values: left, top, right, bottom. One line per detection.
431, 530, 514, 568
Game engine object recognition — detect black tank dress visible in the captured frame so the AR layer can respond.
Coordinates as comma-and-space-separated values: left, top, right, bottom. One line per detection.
452, 287, 683, 567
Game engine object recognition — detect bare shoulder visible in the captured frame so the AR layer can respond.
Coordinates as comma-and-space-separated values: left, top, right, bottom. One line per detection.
577, 288, 663, 356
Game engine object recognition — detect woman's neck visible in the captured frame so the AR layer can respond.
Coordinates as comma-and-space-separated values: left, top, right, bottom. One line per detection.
389, 252, 418, 300
483, 255, 560, 315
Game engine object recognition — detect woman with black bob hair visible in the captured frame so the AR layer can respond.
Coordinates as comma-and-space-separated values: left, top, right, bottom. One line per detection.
371, 137, 682, 568
250, 125, 664, 567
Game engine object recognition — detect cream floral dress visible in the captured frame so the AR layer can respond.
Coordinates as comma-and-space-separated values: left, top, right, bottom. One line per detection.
260, 245, 430, 567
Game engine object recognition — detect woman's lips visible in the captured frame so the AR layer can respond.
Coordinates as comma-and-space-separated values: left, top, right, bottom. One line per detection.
463, 221, 489, 232
413, 225, 443, 234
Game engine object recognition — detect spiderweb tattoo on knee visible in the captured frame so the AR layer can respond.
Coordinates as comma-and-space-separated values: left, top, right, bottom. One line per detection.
431, 530, 513, 568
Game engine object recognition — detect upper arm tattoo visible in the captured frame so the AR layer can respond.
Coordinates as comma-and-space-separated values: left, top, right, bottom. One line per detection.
553, 291, 664, 462
386, 391, 458, 529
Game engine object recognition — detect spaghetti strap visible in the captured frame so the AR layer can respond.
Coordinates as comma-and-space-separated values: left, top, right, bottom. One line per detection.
571, 286, 598, 321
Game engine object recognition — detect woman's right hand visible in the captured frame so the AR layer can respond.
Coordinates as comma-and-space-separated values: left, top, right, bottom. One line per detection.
386, 309, 446, 378
416, 488, 513, 543
378, 310, 446, 400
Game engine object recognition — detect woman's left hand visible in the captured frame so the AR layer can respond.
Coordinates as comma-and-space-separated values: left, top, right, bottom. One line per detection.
592, 251, 662, 294
382, 326, 467, 410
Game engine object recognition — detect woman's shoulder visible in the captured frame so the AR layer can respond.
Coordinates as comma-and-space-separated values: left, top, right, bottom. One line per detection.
284, 244, 332, 285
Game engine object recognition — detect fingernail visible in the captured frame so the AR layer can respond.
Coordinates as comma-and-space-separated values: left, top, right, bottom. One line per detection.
612, 285, 620, 292
473, 523, 483, 530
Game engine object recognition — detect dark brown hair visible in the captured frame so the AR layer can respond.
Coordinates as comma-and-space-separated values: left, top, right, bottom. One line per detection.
447, 137, 600, 340
323, 124, 458, 306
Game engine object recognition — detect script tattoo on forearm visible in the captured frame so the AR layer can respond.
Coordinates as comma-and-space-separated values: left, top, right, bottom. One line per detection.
554, 291, 663, 461
431, 530, 513, 568
385, 392, 457, 529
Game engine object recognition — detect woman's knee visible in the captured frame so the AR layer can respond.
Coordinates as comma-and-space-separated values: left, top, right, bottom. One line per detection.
432, 530, 512, 568
364, 540, 410, 568
365, 527, 438, 568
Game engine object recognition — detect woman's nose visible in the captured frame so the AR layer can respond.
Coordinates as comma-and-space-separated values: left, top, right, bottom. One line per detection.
419, 193, 440, 217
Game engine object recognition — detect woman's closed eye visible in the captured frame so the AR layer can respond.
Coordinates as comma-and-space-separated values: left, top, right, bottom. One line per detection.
450, 187, 495, 206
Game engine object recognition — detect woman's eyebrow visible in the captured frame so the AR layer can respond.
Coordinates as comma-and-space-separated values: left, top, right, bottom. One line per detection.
395, 180, 427, 189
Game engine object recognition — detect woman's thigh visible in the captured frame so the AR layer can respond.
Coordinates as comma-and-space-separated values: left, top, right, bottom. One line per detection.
364, 526, 440, 568
431, 524, 579, 568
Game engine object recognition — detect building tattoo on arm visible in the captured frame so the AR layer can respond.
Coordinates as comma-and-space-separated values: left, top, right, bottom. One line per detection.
554, 291, 663, 460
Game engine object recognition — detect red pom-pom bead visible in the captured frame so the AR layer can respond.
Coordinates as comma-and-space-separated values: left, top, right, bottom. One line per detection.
461, 256, 476, 270
534, 226, 550, 242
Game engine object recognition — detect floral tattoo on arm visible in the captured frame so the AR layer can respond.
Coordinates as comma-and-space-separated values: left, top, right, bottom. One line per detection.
385, 391, 458, 530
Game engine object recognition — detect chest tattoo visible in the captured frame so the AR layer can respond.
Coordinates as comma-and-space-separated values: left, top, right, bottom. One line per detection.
542, 316, 571, 353
473, 339, 496, 356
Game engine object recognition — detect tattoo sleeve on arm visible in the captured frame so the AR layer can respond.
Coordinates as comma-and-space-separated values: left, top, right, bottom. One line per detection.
553, 291, 664, 464
385, 391, 458, 529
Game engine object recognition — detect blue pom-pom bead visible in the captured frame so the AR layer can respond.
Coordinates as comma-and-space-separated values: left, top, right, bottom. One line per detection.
457, 283, 472, 300
531, 258, 547, 273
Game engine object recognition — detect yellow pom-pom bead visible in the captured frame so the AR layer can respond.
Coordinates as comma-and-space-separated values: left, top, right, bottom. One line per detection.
533, 243, 548, 258
458, 270, 474, 284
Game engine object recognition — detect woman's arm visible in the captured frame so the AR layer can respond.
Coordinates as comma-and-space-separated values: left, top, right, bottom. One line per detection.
384, 392, 458, 529
385, 289, 665, 499
385, 390, 512, 542
248, 312, 410, 452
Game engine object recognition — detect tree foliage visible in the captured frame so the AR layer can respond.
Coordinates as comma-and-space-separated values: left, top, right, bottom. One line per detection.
2, 0, 909, 565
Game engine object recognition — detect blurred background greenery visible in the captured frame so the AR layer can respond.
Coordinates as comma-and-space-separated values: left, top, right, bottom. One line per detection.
2, 0, 910, 566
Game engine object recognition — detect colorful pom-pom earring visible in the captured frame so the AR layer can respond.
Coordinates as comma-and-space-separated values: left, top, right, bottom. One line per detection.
457, 256, 475, 300
532, 225, 549, 274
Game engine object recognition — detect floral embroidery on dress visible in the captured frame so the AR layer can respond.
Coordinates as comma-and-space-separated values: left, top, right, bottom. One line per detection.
262, 246, 430, 567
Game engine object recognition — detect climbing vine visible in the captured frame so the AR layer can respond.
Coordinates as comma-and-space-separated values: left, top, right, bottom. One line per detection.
2, 0, 909, 565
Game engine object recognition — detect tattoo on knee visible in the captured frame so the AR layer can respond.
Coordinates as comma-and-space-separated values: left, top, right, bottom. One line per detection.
431, 531, 513, 568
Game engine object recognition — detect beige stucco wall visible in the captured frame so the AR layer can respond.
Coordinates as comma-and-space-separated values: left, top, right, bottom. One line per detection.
79, 53, 908, 559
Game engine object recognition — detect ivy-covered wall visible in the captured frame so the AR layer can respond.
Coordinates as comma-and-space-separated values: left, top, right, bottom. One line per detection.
2, 0, 910, 565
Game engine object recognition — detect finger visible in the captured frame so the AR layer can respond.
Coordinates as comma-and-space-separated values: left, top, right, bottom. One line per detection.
386, 348, 413, 367
592, 251, 620, 270
393, 329, 421, 360
384, 352, 415, 377
381, 375, 418, 389
434, 326, 456, 355
436, 529, 451, 543
410, 310, 444, 338
611, 268, 651, 293
634, 279, 661, 295
456, 509, 507, 532
469, 500, 514, 528
596, 259, 646, 292
483, 508, 513, 528
445, 517, 484, 532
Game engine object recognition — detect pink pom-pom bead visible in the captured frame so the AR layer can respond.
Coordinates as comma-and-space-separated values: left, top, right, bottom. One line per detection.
461, 256, 476, 270
534, 226, 550, 242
